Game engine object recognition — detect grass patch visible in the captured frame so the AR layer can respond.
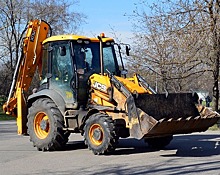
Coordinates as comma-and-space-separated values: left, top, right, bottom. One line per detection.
0, 96, 15, 121
0, 113, 15, 121
209, 124, 220, 131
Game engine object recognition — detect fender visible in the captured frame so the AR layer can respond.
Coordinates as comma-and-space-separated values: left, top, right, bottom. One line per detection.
28, 89, 66, 114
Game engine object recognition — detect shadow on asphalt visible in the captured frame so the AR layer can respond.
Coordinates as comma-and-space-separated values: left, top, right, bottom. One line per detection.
86, 160, 220, 175
64, 134, 220, 157
65, 141, 87, 151
165, 134, 220, 157
116, 134, 220, 157
1, 121, 219, 157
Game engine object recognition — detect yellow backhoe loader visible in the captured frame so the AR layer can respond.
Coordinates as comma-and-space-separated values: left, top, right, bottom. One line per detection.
3, 19, 220, 155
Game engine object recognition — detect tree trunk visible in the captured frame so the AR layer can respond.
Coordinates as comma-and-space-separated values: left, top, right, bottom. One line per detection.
212, 30, 220, 111
212, 47, 220, 111
213, 74, 219, 111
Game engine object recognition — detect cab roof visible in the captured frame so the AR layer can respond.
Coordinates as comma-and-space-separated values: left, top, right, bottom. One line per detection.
42, 34, 114, 44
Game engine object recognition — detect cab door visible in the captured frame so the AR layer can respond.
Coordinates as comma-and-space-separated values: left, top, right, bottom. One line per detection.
49, 41, 77, 108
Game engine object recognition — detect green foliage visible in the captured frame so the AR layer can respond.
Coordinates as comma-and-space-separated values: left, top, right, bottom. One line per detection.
0, 96, 15, 121
0, 95, 6, 109
209, 124, 220, 131
0, 113, 15, 121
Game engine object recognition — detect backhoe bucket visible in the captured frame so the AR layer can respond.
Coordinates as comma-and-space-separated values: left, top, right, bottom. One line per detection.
128, 93, 220, 139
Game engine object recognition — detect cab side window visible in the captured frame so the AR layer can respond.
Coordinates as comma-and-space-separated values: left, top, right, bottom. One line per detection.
50, 41, 76, 103
51, 42, 73, 83
41, 43, 49, 84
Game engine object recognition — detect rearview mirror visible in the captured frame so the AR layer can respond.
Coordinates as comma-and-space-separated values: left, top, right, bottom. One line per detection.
121, 69, 128, 75
126, 45, 130, 56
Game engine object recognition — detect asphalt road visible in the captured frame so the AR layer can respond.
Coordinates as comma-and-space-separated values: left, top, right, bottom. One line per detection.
0, 120, 220, 175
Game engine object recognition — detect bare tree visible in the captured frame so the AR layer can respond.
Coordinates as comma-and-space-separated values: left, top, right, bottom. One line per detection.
0, 0, 86, 96
205, 0, 220, 110
28, 0, 86, 34
130, 0, 220, 110
0, 0, 26, 70
0, 64, 12, 95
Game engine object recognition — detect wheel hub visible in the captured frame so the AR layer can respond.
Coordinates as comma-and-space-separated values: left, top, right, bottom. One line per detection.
93, 128, 102, 141
40, 119, 49, 131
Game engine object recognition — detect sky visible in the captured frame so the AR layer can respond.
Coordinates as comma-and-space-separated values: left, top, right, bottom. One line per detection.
76, 0, 138, 43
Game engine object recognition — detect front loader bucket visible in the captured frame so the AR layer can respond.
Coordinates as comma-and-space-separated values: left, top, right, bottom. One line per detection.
129, 93, 220, 139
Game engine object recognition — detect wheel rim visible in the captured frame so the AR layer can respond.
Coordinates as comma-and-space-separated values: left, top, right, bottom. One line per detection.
89, 124, 104, 146
34, 112, 50, 139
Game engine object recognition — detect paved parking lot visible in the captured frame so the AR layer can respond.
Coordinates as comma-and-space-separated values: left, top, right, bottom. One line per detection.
0, 120, 220, 175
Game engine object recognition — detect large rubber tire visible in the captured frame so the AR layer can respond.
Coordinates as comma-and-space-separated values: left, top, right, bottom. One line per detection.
27, 98, 68, 151
144, 136, 173, 149
83, 113, 118, 155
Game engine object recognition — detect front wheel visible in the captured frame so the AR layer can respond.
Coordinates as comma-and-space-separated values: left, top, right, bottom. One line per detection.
83, 113, 118, 155
27, 98, 68, 151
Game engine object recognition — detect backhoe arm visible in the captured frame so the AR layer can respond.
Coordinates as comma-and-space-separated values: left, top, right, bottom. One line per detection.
3, 19, 50, 134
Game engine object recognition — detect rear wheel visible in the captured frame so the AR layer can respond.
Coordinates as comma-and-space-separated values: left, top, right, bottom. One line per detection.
83, 113, 118, 155
144, 136, 173, 149
27, 98, 68, 151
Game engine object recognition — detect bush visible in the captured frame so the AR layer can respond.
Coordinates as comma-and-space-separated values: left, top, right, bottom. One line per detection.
0, 95, 15, 120
0, 95, 6, 112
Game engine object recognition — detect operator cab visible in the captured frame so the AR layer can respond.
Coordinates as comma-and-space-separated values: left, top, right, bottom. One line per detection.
40, 35, 120, 109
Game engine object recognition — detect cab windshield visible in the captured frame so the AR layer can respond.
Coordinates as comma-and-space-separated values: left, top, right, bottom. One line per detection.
72, 41, 120, 75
